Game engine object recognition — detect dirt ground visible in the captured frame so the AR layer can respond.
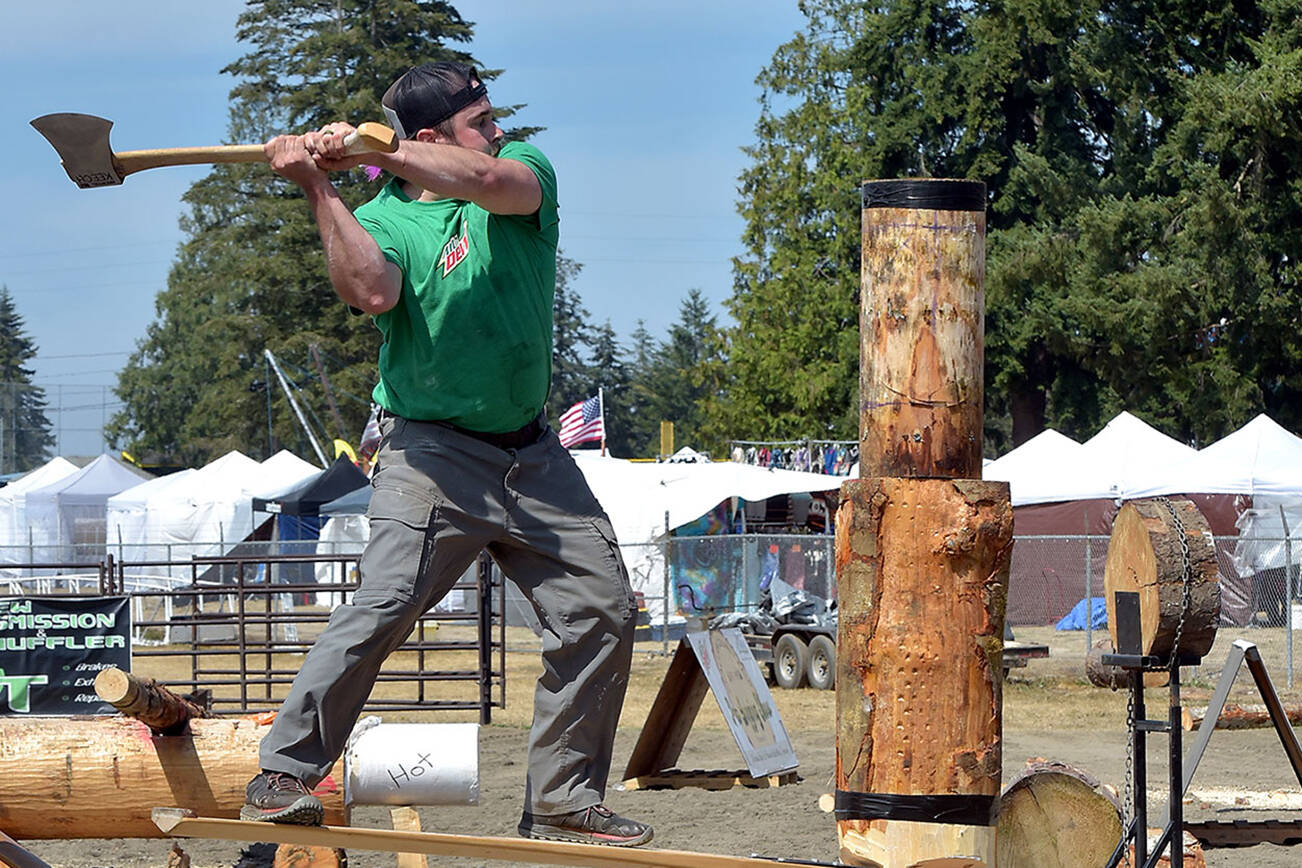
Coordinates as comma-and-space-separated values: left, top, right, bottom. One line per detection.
16, 628, 1302, 867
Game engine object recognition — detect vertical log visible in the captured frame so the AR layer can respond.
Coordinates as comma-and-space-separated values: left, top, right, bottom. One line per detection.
859, 180, 987, 480
837, 178, 1004, 868
835, 478, 1011, 867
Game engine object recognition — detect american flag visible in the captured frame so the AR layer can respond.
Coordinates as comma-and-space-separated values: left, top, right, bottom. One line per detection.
358, 404, 383, 459
558, 393, 605, 448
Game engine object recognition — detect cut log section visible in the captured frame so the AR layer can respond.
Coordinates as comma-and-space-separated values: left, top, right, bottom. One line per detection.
834, 477, 1012, 868
996, 761, 1121, 868
94, 666, 211, 734
0, 716, 346, 839
858, 180, 987, 480
1183, 702, 1302, 731
1104, 499, 1220, 660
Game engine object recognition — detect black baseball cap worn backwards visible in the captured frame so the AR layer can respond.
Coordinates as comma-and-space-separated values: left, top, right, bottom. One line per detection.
382, 62, 488, 139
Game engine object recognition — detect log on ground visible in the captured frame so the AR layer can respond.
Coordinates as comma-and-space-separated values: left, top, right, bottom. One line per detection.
0, 716, 345, 839
996, 760, 1121, 868
1182, 702, 1302, 731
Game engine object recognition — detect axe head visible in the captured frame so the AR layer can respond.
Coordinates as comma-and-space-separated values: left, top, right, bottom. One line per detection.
30, 113, 124, 188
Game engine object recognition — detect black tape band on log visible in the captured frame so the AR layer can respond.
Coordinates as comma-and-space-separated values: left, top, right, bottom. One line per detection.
834, 790, 996, 826
862, 179, 986, 212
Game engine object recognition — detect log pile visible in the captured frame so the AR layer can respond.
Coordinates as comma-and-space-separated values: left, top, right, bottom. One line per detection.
1182, 702, 1302, 731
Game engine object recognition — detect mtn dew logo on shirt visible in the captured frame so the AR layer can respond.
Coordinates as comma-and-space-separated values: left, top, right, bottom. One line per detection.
440, 217, 471, 277
0, 596, 130, 715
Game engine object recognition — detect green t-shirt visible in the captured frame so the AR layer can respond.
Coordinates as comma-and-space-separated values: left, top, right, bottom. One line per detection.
355, 140, 559, 433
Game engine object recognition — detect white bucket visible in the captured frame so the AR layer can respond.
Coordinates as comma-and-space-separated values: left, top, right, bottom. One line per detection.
344, 720, 480, 806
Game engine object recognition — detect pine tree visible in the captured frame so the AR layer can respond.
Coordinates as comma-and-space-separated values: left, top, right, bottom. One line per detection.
634, 290, 726, 457
0, 287, 55, 472
586, 320, 633, 455
548, 251, 593, 427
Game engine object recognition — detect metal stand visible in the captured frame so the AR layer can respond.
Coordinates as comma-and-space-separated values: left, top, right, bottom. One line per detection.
1102, 647, 1199, 868
1102, 589, 1197, 868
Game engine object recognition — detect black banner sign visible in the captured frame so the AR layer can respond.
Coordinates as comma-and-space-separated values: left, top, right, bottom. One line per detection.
0, 596, 131, 715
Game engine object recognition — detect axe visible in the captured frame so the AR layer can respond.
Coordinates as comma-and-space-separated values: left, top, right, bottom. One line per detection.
30, 113, 398, 189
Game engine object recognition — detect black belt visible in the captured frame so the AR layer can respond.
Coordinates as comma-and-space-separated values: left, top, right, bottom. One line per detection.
381, 408, 546, 451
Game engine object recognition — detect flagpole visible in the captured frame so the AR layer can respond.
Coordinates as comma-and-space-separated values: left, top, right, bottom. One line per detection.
599, 386, 607, 456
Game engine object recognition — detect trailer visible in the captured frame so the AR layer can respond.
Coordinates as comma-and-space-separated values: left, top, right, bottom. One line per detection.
746, 624, 1049, 690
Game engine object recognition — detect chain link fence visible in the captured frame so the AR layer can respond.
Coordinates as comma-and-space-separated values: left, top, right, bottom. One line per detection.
4, 530, 1297, 686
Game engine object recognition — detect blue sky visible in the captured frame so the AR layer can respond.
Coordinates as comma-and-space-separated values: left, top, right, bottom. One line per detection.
0, 1, 808, 459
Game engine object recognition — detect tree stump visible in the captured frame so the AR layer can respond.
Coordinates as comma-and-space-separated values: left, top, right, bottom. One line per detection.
835, 477, 1012, 867
996, 761, 1121, 868
1104, 499, 1220, 660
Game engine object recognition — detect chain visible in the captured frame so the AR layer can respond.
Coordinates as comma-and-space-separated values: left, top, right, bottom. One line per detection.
1122, 680, 1135, 866
1156, 496, 1195, 670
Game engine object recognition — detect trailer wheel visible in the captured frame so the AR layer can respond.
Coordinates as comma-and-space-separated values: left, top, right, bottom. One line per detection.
773, 634, 809, 689
807, 635, 836, 690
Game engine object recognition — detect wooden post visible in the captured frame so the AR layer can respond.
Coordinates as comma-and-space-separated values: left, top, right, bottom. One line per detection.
858, 180, 987, 479
836, 179, 1010, 868
0, 717, 346, 839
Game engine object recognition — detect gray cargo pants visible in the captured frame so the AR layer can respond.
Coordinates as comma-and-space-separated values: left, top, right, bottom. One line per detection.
258, 414, 637, 815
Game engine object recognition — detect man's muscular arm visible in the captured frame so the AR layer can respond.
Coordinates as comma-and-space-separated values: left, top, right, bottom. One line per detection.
309, 125, 541, 216
264, 134, 402, 314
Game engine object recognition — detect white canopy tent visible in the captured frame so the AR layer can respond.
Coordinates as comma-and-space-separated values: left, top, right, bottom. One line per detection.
0, 456, 80, 566
22, 454, 151, 562
106, 450, 319, 577
1081, 411, 1197, 499
1125, 414, 1302, 499
983, 428, 1090, 506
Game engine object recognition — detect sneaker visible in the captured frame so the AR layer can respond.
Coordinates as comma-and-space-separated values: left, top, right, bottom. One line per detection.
518, 804, 653, 847
240, 771, 324, 825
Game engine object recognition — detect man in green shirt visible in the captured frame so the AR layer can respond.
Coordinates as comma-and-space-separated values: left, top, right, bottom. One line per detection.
246, 62, 650, 848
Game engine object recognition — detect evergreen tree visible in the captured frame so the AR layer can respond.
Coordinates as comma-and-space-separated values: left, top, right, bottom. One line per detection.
719, 0, 1302, 452
0, 287, 55, 472
634, 290, 726, 457
109, 1, 523, 464
548, 251, 593, 426
586, 320, 635, 456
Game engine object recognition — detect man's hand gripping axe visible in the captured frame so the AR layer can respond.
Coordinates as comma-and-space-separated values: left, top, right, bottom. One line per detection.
30, 113, 397, 189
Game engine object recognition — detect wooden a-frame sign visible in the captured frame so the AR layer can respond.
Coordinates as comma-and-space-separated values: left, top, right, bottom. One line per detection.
622, 627, 799, 791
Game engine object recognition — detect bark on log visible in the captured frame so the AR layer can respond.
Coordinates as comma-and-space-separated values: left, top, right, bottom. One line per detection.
996, 761, 1121, 868
94, 667, 211, 735
834, 477, 1012, 867
272, 843, 347, 868
1104, 499, 1220, 659
858, 179, 986, 479
1182, 702, 1302, 731
1085, 638, 1168, 689
0, 717, 346, 839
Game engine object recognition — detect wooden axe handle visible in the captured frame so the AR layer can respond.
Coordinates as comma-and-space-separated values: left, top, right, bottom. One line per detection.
114, 122, 398, 177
